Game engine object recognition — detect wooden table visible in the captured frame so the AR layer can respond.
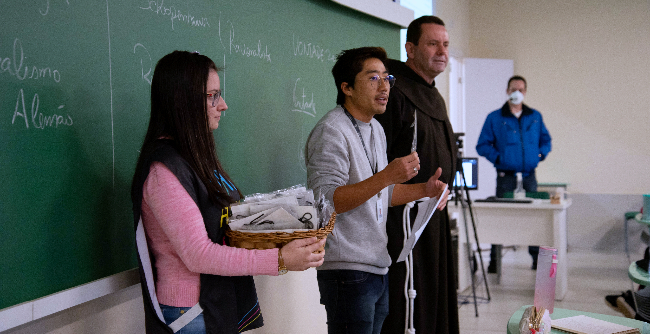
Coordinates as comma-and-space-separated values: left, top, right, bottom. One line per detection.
453, 199, 572, 300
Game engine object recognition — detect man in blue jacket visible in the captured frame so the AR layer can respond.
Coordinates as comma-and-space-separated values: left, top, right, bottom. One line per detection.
476, 75, 552, 271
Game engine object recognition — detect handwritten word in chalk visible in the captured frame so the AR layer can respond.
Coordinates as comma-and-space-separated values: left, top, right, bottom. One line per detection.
225, 22, 271, 63
133, 43, 153, 85
140, 0, 210, 30
292, 34, 336, 63
11, 89, 73, 130
39, 0, 70, 16
1, 38, 61, 84
292, 78, 316, 117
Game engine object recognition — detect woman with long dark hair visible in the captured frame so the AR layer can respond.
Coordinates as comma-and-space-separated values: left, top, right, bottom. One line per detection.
131, 50, 326, 334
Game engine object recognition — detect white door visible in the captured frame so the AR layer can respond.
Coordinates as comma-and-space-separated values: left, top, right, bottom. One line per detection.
462, 58, 514, 200
451, 58, 514, 293
448, 57, 464, 135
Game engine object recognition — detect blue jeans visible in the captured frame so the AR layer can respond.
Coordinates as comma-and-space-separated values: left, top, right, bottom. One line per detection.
159, 303, 206, 334
317, 270, 389, 334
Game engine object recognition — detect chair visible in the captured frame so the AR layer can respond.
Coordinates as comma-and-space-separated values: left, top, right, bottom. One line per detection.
625, 211, 642, 263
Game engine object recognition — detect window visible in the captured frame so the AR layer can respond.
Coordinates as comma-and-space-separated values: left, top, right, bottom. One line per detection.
399, 0, 434, 61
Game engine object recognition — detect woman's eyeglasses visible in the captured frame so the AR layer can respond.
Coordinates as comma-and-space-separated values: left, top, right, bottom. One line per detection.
207, 90, 222, 107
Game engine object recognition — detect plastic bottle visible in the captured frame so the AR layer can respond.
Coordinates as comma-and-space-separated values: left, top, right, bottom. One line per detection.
534, 247, 557, 314
514, 172, 526, 199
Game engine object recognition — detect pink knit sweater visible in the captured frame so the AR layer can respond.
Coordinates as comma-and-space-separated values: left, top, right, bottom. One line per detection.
141, 162, 278, 307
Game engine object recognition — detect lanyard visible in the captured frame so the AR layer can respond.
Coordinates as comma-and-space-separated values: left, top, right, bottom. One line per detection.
343, 107, 377, 175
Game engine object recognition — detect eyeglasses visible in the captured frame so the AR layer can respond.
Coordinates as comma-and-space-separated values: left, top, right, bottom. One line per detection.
369, 74, 396, 88
207, 90, 222, 107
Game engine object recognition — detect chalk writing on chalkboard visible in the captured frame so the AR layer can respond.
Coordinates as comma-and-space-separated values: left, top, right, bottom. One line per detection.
223, 20, 272, 63
292, 78, 316, 117
11, 89, 73, 129
39, 0, 70, 16
140, 1, 210, 31
133, 43, 153, 85
1, 39, 62, 83
299, 125, 308, 172
0, 0, 402, 318
292, 34, 336, 63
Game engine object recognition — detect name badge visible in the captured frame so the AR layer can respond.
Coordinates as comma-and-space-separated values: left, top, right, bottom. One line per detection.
376, 198, 384, 222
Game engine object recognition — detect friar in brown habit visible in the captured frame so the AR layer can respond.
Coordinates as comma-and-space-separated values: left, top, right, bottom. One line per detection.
375, 16, 459, 334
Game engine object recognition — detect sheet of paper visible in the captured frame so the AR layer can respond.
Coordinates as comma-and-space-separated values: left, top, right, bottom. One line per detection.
551, 315, 640, 334
396, 185, 448, 263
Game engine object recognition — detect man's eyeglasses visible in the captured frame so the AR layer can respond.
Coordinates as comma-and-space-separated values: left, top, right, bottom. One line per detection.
207, 90, 222, 107
369, 74, 396, 88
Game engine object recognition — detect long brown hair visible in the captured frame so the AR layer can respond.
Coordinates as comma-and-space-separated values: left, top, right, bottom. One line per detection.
132, 50, 241, 207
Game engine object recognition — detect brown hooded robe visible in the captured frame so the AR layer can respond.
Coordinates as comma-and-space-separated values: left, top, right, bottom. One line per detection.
375, 59, 459, 334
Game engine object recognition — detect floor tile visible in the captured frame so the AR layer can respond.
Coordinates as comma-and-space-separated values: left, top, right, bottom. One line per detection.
457, 246, 644, 333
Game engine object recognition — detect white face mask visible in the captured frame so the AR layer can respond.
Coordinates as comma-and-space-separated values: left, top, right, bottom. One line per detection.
509, 91, 524, 105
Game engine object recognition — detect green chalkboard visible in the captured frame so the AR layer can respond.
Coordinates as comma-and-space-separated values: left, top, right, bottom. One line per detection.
0, 0, 400, 310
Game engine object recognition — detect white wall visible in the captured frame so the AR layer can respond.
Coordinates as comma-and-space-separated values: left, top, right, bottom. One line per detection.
434, 0, 470, 106
3, 285, 145, 334
467, 0, 650, 195
460, 0, 650, 250
248, 270, 327, 333
2, 270, 327, 334
462, 58, 514, 199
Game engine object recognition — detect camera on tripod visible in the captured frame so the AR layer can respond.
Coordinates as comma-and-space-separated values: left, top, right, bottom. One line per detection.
449, 134, 491, 312
452, 133, 478, 192
454, 132, 465, 151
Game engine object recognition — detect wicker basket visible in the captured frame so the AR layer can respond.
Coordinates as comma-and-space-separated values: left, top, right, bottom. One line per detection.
226, 213, 336, 250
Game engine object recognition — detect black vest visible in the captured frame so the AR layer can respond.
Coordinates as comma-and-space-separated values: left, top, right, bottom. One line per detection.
132, 140, 263, 333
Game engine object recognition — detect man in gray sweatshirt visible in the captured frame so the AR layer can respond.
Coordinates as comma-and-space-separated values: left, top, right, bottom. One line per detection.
305, 46, 450, 334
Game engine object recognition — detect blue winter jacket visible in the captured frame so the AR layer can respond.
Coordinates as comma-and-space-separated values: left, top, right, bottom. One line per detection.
476, 103, 551, 176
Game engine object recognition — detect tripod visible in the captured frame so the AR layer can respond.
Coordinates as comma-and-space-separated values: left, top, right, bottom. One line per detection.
453, 136, 490, 317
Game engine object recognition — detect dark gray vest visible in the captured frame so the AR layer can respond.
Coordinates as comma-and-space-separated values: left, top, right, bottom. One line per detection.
132, 140, 263, 333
